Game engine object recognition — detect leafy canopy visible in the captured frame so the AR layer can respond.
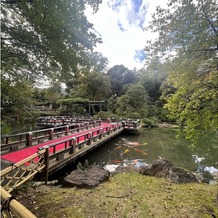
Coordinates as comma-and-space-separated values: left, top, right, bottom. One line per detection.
146, 0, 218, 142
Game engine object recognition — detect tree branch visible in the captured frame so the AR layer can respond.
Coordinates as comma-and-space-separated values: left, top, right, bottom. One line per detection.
200, 0, 218, 38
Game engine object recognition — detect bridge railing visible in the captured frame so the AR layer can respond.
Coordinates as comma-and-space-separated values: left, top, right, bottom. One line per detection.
0, 149, 46, 193
122, 119, 141, 129
1, 121, 102, 155
38, 122, 123, 181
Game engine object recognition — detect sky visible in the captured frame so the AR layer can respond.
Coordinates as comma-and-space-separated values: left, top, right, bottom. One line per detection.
85, 0, 168, 70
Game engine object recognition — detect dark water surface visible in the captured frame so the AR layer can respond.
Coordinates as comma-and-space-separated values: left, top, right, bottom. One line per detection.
85, 128, 218, 173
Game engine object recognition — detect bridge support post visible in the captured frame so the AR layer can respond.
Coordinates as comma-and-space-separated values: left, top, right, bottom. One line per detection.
26, 132, 33, 146
44, 146, 49, 185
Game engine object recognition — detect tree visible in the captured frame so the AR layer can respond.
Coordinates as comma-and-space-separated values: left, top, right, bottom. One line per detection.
1, 0, 104, 122
107, 65, 138, 96
116, 84, 148, 118
1, 0, 103, 83
73, 72, 112, 101
139, 59, 169, 102
145, 0, 218, 142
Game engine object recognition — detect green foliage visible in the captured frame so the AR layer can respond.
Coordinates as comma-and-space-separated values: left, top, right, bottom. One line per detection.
107, 65, 138, 96
115, 84, 148, 118
57, 97, 90, 105
146, 0, 217, 142
93, 111, 121, 119
76, 72, 112, 101
1, 0, 103, 83
142, 117, 159, 127
1, 121, 12, 135
1, 78, 35, 118
139, 59, 169, 102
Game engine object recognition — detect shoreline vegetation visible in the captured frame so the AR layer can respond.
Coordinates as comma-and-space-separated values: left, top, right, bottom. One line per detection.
15, 168, 218, 218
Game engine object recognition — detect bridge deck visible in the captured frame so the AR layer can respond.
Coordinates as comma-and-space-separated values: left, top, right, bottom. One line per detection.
0, 123, 114, 168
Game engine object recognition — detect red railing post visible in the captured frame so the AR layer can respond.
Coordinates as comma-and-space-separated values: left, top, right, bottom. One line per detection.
99, 128, 103, 139
88, 132, 92, 145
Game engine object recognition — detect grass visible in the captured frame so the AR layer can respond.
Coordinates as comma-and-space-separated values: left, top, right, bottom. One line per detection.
16, 172, 218, 218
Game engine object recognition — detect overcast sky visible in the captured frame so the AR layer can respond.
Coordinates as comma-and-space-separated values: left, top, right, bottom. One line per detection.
85, 0, 168, 70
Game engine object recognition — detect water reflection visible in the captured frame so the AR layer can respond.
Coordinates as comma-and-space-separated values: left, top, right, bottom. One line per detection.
87, 128, 218, 174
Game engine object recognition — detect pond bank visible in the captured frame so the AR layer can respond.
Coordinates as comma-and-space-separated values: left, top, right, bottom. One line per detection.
15, 171, 218, 218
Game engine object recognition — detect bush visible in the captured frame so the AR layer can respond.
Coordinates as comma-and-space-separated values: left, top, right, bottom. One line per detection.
142, 117, 159, 127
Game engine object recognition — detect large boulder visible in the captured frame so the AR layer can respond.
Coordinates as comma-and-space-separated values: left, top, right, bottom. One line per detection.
139, 159, 198, 183
62, 165, 110, 188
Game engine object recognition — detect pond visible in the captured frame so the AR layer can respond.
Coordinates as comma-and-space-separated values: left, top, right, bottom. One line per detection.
84, 128, 218, 174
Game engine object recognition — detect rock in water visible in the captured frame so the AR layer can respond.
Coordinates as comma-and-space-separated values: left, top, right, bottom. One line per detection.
62, 165, 110, 188
139, 159, 198, 183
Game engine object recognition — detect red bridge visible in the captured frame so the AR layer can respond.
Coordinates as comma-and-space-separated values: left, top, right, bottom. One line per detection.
1, 118, 140, 190
0, 117, 141, 217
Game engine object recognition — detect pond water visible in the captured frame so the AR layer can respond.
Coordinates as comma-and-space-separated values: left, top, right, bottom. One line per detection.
84, 128, 218, 174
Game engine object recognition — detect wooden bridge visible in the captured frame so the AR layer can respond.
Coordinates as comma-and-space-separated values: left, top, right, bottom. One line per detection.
0, 117, 140, 218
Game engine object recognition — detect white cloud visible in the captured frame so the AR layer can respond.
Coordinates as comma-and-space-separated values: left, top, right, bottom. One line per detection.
85, 0, 168, 70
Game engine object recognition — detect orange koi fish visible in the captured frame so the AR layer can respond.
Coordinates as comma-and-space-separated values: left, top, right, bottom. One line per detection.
111, 160, 121, 163
134, 148, 148, 156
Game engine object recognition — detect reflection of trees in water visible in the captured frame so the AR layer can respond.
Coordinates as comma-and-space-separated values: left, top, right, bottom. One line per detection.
194, 134, 218, 169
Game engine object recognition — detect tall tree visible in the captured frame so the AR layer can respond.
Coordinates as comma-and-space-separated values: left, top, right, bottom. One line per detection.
107, 65, 138, 96
1, 0, 103, 121
1, 0, 103, 83
74, 72, 112, 101
116, 84, 148, 118
139, 59, 169, 102
145, 0, 218, 142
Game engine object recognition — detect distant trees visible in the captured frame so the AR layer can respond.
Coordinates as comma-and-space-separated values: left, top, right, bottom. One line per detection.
107, 65, 138, 96
76, 72, 112, 101
115, 84, 149, 119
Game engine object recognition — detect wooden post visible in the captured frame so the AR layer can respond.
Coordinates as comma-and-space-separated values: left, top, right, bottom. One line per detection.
26, 132, 32, 146
72, 137, 77, 153
77, 124, 80, 132
49, 128, 54, 140
88, 132, 92, 145
65, 125, 69, 135
44, 146, 49, 185
99, 128, 103, 139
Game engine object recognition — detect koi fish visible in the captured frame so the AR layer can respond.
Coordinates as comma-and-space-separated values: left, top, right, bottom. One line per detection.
115, 145, 121, 150
134, 148, 148, 156
128, 142, 140, 146
111, 160, 121, 163
121, 149, 130, 155
141, 142, 148, 146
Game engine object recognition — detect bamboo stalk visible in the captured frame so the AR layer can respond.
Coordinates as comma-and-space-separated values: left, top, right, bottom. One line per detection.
1, 150, 46, 176
1, 186, 37, 218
